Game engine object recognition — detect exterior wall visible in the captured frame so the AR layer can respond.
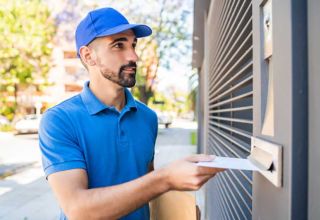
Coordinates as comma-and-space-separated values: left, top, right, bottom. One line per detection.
252, 0, 308, 219
252, 0, 292, 219
308, 0, 320, 219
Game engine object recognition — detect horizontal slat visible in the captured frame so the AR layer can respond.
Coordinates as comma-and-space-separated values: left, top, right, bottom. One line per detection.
209, 116, 253, 124
209, 91, 253, 108
209, 120, 252, 139
211, 75, 253, 103
209, 60, 253, 99
209, 106, 253, 114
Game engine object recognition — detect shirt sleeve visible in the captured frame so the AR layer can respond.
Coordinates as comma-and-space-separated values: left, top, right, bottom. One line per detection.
39, 108, 86, 178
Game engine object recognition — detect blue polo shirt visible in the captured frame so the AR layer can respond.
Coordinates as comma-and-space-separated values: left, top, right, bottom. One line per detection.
39, 81, 158, 220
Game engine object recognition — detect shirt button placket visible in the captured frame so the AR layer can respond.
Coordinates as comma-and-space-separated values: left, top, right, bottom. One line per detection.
118, 118, 128, 151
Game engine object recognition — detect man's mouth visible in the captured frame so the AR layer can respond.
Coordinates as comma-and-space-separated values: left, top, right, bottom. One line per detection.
123, 67, 136, 72
120, 62, 137, 75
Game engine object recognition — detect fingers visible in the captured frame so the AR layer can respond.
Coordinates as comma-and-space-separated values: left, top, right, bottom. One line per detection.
198, 174, 216, 185
192, 170, 225, 190
164, 155, 224, 191
189, 174, 216, 191
186, 154, 216, 163
196, 166, 225, 175
186, 154, 224, 176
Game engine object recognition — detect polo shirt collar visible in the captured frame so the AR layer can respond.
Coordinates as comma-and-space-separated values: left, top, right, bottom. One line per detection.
80, 81, 137, 115
124, 86, 138, 110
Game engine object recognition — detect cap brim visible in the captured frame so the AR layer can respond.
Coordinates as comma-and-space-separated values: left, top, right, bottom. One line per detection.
77, 24, 152, 57
96, 23, 152, 38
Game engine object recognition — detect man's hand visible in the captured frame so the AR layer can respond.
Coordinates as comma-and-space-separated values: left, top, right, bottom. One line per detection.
159, 154, 224, 191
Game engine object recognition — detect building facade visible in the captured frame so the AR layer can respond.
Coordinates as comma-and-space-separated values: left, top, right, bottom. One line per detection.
193, 0, 319, 219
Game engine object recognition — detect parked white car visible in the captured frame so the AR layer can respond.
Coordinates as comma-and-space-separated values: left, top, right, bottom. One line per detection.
14, 114, 42, 134
156, 111, 173, 128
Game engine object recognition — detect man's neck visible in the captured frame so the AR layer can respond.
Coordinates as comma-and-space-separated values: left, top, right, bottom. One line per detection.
89, 79, 126, 112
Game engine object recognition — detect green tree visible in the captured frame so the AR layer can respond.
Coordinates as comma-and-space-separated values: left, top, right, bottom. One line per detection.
0, 0, 55, 119
128, 0, 192, 104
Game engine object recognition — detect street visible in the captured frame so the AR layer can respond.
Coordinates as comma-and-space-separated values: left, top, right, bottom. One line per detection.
0, 118, 197, 220
0, 133, 40, 173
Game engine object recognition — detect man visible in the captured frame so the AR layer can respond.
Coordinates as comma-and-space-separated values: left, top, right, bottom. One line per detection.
39, 7, 223, 220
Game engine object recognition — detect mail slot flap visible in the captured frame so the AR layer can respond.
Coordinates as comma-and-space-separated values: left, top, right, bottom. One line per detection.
247, 146, 273, 171
251, 137, 283, 187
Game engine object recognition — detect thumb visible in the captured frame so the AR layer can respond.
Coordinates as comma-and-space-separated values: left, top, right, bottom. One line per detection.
186, 154, 216, 163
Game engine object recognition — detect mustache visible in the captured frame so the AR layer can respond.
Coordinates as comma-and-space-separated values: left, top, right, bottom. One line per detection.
119, 62, 137, 72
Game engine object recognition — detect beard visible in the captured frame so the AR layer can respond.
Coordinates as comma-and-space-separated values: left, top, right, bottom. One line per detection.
99, 61, 137, 88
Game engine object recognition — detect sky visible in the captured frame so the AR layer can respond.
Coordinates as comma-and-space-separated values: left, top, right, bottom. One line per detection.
157, 62, 191, 94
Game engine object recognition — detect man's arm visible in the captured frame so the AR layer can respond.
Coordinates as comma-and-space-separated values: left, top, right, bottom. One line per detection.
48, 154, 222, 220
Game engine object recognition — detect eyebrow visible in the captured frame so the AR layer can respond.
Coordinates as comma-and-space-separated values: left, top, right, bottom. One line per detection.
109, 37, 137, 45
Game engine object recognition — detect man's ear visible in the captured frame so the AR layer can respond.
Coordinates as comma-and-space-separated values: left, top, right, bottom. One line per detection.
79, 46, 96, 66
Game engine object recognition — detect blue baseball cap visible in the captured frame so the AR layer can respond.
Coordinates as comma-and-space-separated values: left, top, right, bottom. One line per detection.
75, 7, 152, 56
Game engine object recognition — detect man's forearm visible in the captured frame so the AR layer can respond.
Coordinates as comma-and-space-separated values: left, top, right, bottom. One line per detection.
50, 155, 220, 219
67, 168, 169, 220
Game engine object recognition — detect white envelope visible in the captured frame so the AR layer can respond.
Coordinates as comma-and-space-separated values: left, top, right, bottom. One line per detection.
197, 156, 260, 171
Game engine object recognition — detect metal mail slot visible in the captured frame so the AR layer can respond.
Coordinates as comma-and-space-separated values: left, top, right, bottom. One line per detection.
250, 137, 282, 187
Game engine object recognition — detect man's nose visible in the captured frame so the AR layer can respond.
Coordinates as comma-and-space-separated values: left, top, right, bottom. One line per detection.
127, 49, 139, 63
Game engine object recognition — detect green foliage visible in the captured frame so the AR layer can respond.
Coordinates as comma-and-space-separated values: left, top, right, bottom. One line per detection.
0, 98, 15, 120
0, 0, 55, 118
0, 124, 14, 132
190, 131, 197, 145
148, 90, 190, 115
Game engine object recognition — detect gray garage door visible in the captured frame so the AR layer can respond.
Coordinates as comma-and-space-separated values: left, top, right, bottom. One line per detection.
205, 0, 253, 219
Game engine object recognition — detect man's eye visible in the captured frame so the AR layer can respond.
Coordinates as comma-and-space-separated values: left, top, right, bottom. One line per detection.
132, 43, 137, 49
114, 43, 124, 48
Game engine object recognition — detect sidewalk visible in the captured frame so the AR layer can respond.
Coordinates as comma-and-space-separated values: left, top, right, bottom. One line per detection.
155, 118, 197, 168
0, 118, 197, 219
0, 162, 59, 220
